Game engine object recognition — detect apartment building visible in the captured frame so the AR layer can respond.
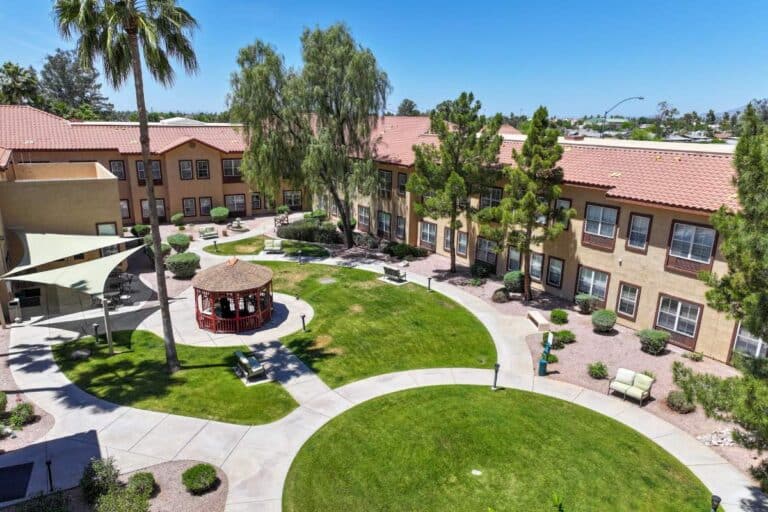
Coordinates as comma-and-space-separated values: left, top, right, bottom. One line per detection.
0, 106, 306, 226
337, 117, 763, 365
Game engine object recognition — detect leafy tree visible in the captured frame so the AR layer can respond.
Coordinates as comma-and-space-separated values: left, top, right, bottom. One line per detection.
228, 24, 390, 248
721, 112, 731, 132
396, 98, 420, 116
656, 101, 679, 135
705, 109, 716, 125
56, 0, 199, 374
629, 128, 653, 140
478, 106, 574, 300
407, 92, 503, 273
40, 48, 113, 119
0, 62, 43, 106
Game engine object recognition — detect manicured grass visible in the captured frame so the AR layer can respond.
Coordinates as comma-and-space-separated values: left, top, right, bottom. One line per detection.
203, 235, 329, 258
263, 262, 496, 388
52, 330, 297, 425
284, 386, 715, 512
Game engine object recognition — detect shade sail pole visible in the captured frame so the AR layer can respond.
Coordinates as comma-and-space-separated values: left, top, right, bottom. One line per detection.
102, 298, 114, 355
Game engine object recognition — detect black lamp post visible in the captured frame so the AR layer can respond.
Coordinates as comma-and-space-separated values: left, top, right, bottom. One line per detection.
492, 363, 500, 391
427, 276, 432, 291
600, 96, 644, 138
710, 495, 721, 512
92, 323, 100, 342
213, 240, 218, 252
301, 314, 307, 332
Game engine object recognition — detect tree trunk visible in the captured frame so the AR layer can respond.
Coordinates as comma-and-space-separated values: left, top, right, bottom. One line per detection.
449, 205, 457, 273
331, 192, 354, 249
522, 227, 533, 302
128, 33, 180, 373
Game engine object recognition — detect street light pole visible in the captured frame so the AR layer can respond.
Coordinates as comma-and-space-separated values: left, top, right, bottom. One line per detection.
600, 96, 644, 138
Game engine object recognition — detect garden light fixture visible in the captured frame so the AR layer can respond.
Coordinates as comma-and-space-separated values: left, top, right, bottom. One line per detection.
301, 314, 307, 332
492, 363, 500, 390
711, 495, 721, 511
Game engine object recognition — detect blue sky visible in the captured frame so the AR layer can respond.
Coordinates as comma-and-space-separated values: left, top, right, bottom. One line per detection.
1, 0, 767, 117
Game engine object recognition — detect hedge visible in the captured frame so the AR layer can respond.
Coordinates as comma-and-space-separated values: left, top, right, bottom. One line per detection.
182, 463, 217, 495
383, 243, 427, 259
210, 206, 229, 223
470, 261, 495, 278
167, 233, 191, 253
503, 271, 524, 293
131, 224, 150, 238
166, 252, 200, 279
81, 457, 120, 505
550, 309, 569, 325
637, 329, 670, 355
591, 309, 617, 333
575, 293, 598, 313
171, 212, 185, 227
277, 220, 342, 244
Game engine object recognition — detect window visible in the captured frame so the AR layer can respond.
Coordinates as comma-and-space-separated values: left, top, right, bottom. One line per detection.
733, 323, 767, 359
669, 222, 716, 263
141, 198, 166, 222
480, 187, 502, 208
358, 205, 370, 229
584, 204, 618, 238
396, 216, 406, 240
530, 253, 544, 281
657, 296, 700, 338
136, 160, 161, 185
443, 227, 452, 251
96, 222, 117, 236
109, 160, 126, 180
225, 194, 246, 214
507, 248, 521, 271
420, 221, 437, 249
179, 160, 193, 180
627, 214, 652, 250
556, 198, 572, 229
283, 190, 302, 211
196, 159, 210, 179
377, 211, 391, 238
546, 257, 564, 288
476, 237, 497, 265
577, 266, 609, 301
119, 199, 131, 220
182, 197, 196, 217
457, 232, 468, 256
378, 170, 392, 199
251, 193, 261, 210
199, 197, 212, 216
397, 172, 408, 196
222, 159, 242, 182
617, 283, 640, 319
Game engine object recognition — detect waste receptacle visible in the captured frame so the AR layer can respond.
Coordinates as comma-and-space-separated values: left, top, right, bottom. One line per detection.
8, 298, 21, 323
538, 358, 548, 376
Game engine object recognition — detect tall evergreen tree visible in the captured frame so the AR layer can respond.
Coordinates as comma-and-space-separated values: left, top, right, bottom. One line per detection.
478, 106, 574, 300
40, 48, 114, 118
0, 62, 43, 106
705, 109, 716, 125
229, 24, 390, 248
407, 92, 502, 273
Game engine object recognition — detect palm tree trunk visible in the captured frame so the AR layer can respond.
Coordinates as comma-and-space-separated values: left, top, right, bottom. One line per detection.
128, 33, 180, 373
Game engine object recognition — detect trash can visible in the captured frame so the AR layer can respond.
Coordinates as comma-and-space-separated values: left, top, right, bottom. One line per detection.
7, 298, 21, 323
538, 358, 548, 376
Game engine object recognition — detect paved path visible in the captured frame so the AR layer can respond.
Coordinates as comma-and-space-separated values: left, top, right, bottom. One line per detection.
2, 235, 765, 511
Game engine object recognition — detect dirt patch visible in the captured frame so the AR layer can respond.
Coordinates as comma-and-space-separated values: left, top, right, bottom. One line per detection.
274, 269, 312, 290
314, 335, 344, 355
234, 244, 261, 254
348, 304, 364, 314
318, 277, 337, 284
350, 279, 380, 290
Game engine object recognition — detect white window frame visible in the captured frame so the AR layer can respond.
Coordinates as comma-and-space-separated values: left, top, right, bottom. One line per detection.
628, 214, 651, 250
141, 198, 165, 219
251, 193, 262, 210
109, 160, 126, 180
182, 197, 196, 217
669, 222, 716, 263
507, 248, 521, 271
584, 204, 618, 239
443, 227, 452, 251
378, 169, 392, 199
480, 187, 502, 209
420, 222, 436, 246
225, 194, 245, 213
283, 190, 302, 209
457, 231, 468, 255
196, 159, 210, 179
377, 211, 391, 238
222, 158, 242, 177
546, 257, 563, 287
577, 266, 609, 300
396, 216, 406, 240
119, 199, 130, 219
358, 205, 370, 228
476, 237, 497, 265
199, 197, 212, 216
733, 323, 767, 359
530, 253, 544, 281
556, 198, 571, 229
179, 160, 193, 180
657, 296, 700, 338
617, 283, 640, 317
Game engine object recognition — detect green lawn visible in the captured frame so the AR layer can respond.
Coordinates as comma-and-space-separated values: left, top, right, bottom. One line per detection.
203, 235, 329, 258
263, 262, 496, 388
52, 330, 297, 425
284, 386, 716, 512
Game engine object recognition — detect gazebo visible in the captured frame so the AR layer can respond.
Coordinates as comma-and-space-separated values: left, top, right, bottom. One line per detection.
192, 258, 274, 333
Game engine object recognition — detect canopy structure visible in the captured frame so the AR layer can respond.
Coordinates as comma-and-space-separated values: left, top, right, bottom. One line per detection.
1, 245, 144, 296
2, 231, 127, 277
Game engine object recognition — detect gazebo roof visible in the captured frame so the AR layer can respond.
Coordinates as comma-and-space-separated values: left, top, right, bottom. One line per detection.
192, 258, 273, 293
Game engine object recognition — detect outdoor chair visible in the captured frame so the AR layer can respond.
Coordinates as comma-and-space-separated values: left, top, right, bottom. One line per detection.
234, 350, 266, 381
608, 368, 654, 406
264, 239, 283, 254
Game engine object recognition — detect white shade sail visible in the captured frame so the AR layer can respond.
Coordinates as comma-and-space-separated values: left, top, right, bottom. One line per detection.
1, 245, 144, 296
2, 231, 128, 277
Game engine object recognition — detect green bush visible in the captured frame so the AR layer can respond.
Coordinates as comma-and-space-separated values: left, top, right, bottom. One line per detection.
95, 488, 148, 512
470, 261, 495, 278
9, 402, 34, 429
546, 353, 559, 364
666, 390, 696, 414
682, 351, 704, 362
587, 361, 609, 379
750, 459, 768, 493
143, 234, 153, 246
637, 329, 670, 355
131, 224, 150, 237
641, 370, 657, 379
575, 293, 598, 314
554, 330, 576, 345
182, 463, 218, 495
337, 217, 357, 232
0, 390, 6, 412
276, 205, 290, 215
503, 271, 524, 293
165, 253, 200, 279
353, 232, 379, 249
309, 209, 327, 220
550, 309, 569, 325
167, 233, 191, 253
17, 491, 71, 512
127, 472, 156, 500
210, 206, 229, 223
278, 220, 342, 244
383, 243, 428, 259
171, 212, 185, 227
146, 242, 172, 260
491, 288, 509, 303
81, 457, 120, 505
591, 309, 617, 333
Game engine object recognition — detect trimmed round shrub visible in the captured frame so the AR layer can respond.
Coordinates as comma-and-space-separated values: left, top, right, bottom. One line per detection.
143, 234, 153, 246
470, 261, 495, 278
666, 390, 696, 414
541, 332, 563, 350
554, 330, 576, 345
575, 293, 598, 314
503, 271, 524, 293
171, 212, 185, 227
491, 288, 509, 303
9, 402, 34, 429
0, 390, 6, 412
546, 353, 559, 364
550, 309, 569, 325
278, 220, 342, 244
131, 224, 150, 238
276, 205, 290, 214
587, 361, 609, 379
591, 309, 617, 333
95, 488, 148, 512
309, 209, 327, 220
146, 242, 172, 260
166, 252, 200, 279
384, 243, 428, 259
210, 206, 229, 223
337, 217, 357, 232
182, 463, 218, 495
637, 329, 670, 355
127, 472, 156, 500
81, 457, 120, 505
167, 233, 191, 253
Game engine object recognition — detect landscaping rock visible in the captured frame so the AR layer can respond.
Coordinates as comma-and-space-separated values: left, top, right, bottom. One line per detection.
697, 428, 736, 447
70, 348, 91, 360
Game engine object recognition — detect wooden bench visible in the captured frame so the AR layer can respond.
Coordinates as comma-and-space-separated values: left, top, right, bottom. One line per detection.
198, 226, 218, 240
527, 310, 551, 332
383, 265, 407, 282
234, 350, 266, 381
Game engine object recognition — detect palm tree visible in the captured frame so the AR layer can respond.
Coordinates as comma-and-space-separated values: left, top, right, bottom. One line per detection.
55, 0, 199, 373
0, 62, 42, 105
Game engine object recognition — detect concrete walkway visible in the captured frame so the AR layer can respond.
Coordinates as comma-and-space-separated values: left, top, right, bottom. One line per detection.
2, 235, 765, 511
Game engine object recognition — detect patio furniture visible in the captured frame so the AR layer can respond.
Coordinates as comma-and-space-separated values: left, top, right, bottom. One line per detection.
383, 265, 406, 282
274, 213, 289, 227
198, 226, 218, 240
608, 368, 655, 406
264, 239, 283, 254
234, 350, 266, 380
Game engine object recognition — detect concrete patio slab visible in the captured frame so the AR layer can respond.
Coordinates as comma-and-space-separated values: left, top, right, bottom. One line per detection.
173, 421, 249, 467
97, 408, 167, 451
130, 414, 208, 460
